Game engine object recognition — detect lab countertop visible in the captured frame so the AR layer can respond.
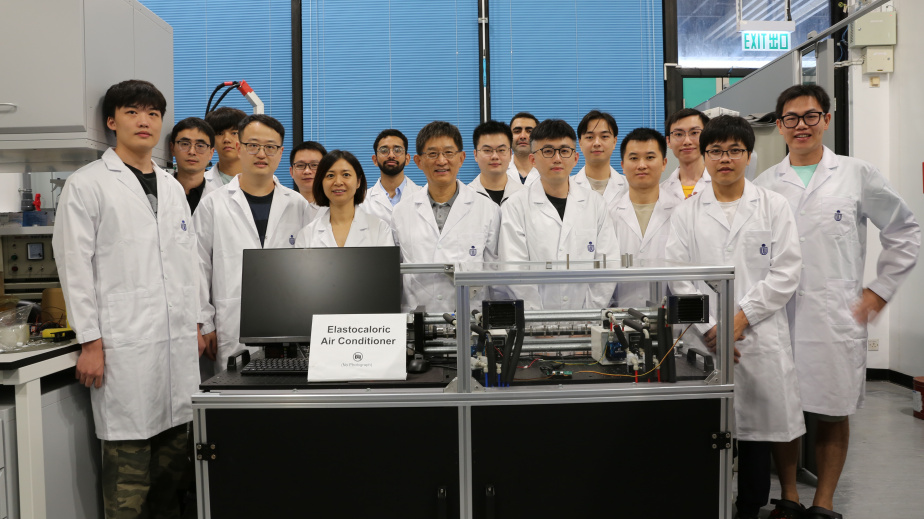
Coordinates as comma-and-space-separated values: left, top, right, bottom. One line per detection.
0, 339, 79, 370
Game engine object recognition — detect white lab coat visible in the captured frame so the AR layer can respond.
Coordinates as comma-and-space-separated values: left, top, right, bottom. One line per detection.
665, 181, 805, 442
661, 167, 711, 205
754, 147, 921, 416
52, 148, 200, 441
572, 166, 628, 209
204, 164, 231, 187
195, 175, 312, 370
609, 189, 679, 307
358, 176, 420, 228
506, 161, 539, 186
468, 173, 524, 205
295, 206, 395, 247
499, 179, 621, 310
393, 181, 501, 313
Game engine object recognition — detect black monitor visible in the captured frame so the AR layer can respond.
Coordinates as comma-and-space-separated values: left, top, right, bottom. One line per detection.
239, 247, 402, 344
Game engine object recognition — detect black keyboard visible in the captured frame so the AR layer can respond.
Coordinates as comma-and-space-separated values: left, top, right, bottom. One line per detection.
240, 357, 309, 376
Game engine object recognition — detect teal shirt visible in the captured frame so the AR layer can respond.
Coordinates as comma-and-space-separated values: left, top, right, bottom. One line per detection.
792, 164, 818, 187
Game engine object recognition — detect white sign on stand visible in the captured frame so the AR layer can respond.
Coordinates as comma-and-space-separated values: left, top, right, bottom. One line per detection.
307, 314, 407, 382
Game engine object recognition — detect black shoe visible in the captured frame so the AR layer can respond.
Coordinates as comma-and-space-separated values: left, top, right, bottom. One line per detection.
768, 498, 806, 519
805, 505, 843, 519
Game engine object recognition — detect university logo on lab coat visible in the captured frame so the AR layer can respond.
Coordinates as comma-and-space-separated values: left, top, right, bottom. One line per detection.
469, 245, 477, 257
760, 243, 769, 255
834, 210, 842, 222
587, 241, 595, 253
289, 234, 295, 245
181, 219, 187, 231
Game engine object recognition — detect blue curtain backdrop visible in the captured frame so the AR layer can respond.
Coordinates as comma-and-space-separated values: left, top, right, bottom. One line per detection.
144, 0, 663, 185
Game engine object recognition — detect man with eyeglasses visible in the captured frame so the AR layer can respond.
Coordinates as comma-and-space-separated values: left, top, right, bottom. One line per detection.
507, 112, 541, 185
361, 129, 420, 227
289, 140, 327, 221
573, 110, 626, 206
665, 115, 805, 519
195, 114, 312, 371
469, 120, 522, 205
662, 108, 711, 202
204, 107, 247, 186
169, 117, 217, 214
392, 121, 500, 313
753, 85, 920, 519
499, 119, 619, 310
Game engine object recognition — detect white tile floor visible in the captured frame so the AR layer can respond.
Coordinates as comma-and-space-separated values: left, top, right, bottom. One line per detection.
738, 381, 924, 518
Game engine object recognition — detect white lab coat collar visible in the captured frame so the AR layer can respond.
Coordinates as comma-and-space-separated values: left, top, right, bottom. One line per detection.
611, 188, 678, 246
469, 173, 523, 204
663, 166, 711, 201
412, 180, 476, 236
573, 165, 626, 204
700, 180, 760, 239
528, 177, 589, 243
774, 146, 838, 197
310, 205, 373, 247
225, 174, 295, 247
102, 148, 166, 218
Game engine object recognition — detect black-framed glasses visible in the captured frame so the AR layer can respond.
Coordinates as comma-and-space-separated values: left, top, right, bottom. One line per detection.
535, 146, 575, 159
780, 111, 825, 128
705, 148, 747, 160
292, 162, 320, 172
477, 146, 510, 156
669, 129, 702, 140
424, 149, 459, 161
174, 140, 211, 154
242, 142, 281, 156
377, 145, 406, 156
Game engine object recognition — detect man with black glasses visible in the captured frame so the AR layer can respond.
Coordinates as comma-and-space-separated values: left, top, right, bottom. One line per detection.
754, 85, 920, 519
169, 117, 217, 214
498, 119, 619, 310
362, 129, 420, 227
195, 114, 312, 371
289, 140, 327, 221
662, 108, 711, 202
469, 120, 522, 205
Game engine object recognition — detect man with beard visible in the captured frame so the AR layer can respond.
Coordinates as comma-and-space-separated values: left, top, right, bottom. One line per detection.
507, 112, 540, 185
361, 129, 421, 227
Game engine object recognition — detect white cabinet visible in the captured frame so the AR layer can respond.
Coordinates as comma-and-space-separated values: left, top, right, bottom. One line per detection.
0, 0, 174, 165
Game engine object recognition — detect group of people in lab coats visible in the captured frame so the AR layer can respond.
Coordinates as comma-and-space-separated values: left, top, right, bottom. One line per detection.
52, 79, 919, 519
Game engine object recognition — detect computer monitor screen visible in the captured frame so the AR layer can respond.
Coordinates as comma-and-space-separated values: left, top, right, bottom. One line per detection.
239, 246, 402, 344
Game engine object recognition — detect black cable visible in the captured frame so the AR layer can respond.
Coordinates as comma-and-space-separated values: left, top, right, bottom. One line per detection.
205, 83, 226, 116
211, 84, 239, 113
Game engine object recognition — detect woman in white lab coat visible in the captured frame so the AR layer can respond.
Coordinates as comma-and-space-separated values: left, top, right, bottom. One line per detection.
295, 150, 394, 248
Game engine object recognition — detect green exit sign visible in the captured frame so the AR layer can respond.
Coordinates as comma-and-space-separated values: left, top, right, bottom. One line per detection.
742, 31, 792, 51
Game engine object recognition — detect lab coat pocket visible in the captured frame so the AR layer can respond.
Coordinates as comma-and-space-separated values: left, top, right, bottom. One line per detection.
175, 217, 192, 244
825, 279, 860, 326
576, 231, 597, 259
744, 230, 771, 269
460, 233, 485, 261
821, 197, 855, 236
106, 290, 157, 346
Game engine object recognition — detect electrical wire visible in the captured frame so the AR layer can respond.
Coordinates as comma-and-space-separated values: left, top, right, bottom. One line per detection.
576, 324, 692, 379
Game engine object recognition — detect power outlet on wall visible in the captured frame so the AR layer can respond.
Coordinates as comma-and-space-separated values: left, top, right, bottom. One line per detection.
868, 338, 880, 351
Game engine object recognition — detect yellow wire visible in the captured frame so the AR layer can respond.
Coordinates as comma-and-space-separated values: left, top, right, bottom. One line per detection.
576, 324, 692, 378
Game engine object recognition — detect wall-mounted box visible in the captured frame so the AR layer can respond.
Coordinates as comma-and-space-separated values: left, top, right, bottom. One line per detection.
862, 46, 894, 73
849, 12, 897, 47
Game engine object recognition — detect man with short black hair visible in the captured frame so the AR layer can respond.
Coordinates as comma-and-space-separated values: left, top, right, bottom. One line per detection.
574, 110, 626, 207
469, 120, 522, 205
499, 119, 619, 310
170, 117, 216, 213
362, 129, 420, 227
289, 140, 327, 221
195, 114, 312, 371
662, 108, 711, 202
507, 112, 540, 185
666, 115, 805, 519
204, 106, 247, 186
392, 121, 500, 313
53, 79, 201, 518
754, 84, 920, 519
609, 128, 678, 307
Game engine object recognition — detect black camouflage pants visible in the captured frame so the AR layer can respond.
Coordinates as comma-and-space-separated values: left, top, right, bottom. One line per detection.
101, 423, 193, 519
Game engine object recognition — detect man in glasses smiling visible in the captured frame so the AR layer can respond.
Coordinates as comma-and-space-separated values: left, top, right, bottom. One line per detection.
754, 85, 920, 519
289, 140, 327, 221
195, 114, 313, 372
169, 117, 217, 214
499, 119, 620, 310
361, 129, 420, 227
469, 120, 522, 205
